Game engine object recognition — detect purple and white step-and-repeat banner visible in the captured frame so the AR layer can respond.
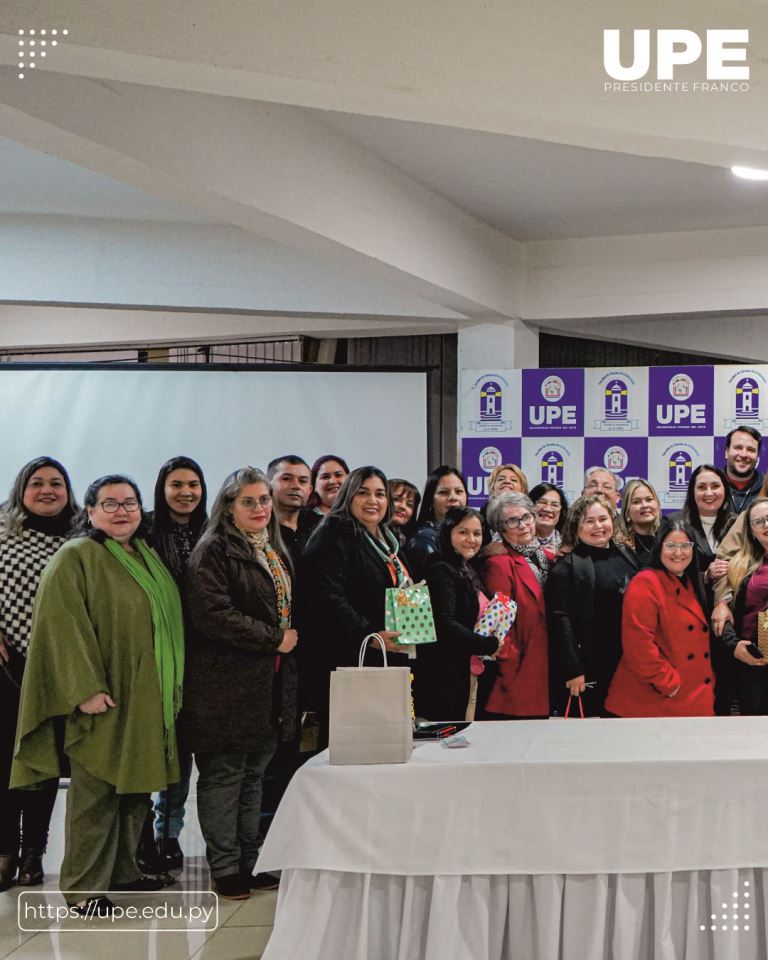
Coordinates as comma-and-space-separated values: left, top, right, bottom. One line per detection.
459, 365, 768, 510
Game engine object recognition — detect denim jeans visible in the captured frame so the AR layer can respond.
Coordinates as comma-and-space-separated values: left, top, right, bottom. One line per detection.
195, 733, 277, 879
153, 750, 193, 840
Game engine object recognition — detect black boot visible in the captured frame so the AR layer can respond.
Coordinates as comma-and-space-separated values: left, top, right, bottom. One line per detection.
17, 848, 44, 886
0, 854, 18, 891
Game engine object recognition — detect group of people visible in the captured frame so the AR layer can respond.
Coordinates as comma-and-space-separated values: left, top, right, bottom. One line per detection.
0, 425, 766, 913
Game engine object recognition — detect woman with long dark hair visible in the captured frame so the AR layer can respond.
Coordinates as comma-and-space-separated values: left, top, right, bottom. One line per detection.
143, 456, 208, 872
417, 507, 500, 720
12, 474, 183, 916
606, 517, 714, 717
303, 466, 410, 746
406, 465, 468, 579
0, 457, 78, 891
181, 467, 297, 900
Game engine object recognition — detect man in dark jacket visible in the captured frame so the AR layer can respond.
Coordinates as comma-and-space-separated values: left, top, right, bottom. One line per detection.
724, 427, 764, 514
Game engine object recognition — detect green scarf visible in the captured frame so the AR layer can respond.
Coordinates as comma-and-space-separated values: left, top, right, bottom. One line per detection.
104, 537, 185, 759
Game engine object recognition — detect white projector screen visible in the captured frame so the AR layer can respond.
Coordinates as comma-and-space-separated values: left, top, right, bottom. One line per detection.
0, 366, 428, 503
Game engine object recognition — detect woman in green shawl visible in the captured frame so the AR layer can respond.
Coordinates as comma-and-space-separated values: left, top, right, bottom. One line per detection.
12, 475, 185, 918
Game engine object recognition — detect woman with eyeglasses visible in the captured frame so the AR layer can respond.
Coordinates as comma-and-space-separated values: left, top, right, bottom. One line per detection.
478, 493, 549, 719
12, 475, 183, 917
180, 467, 297, 900
528, 482, 568, 561
0, 457, 79, 892
605, 517, 714, 717
718, 497, 768, 715
546, 495, 640, 717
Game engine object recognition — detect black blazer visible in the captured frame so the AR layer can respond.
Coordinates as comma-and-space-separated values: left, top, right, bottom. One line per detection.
302, 514, 409, 672
546, 542, 640, 687
417, 559, 498, 720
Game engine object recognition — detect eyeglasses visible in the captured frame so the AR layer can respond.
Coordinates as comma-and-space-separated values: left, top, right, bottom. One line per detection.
99, 498, 140, 514
535, 499, 561, 511
237, 496, 272, 510
751, 517, 768, 529
662, 542, 694, 553
501, 512, 535, 529
585, 481, 616, 494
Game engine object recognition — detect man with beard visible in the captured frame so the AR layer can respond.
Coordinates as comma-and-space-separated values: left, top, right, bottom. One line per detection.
724, 427, 763, 514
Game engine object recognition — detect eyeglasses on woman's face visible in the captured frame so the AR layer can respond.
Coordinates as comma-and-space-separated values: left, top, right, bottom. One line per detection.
236, 495, 272, 510
98, 498, 140, 514
661, 541, 694, 553
501, 511, 535, 530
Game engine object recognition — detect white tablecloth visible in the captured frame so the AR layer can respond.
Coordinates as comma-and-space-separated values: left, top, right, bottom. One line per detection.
259, 718, 768, 876
258, 718, 768, 960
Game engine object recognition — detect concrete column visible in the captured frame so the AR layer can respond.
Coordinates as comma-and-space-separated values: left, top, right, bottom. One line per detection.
458, 319, 539, 371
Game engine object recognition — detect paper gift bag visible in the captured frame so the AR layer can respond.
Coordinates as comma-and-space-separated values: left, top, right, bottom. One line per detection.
383, 583, 437, 645
758, 611, 768, 658
329, 635, 413, 765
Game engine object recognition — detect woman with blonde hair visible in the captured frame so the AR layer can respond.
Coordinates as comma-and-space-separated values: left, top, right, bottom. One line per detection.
719, 497, 768, 714
620, 478, 662, 563
546, 494, 639, 716
487, 464, 528, 500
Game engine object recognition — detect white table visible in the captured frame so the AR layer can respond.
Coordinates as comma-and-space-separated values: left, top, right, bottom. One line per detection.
257, 718, 768, 960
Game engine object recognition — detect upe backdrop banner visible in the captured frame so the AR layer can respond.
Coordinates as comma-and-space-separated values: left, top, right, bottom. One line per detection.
460, 365, 761, 510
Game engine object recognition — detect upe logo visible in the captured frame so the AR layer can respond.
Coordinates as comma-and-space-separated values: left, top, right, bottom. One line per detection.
541, 376, 565, 402
604, 446, 628, 473
657, 373, 706, 427
735, 377, 759, 420
530, 376, 577, 427
479, 380, 502, 422
541, 451, 564, 487
668, 450, 693, 491
603, 29, 749, 81
479, 446, 502, 472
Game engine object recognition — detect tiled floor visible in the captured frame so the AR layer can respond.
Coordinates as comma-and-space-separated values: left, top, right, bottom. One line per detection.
0, 782, 278, 959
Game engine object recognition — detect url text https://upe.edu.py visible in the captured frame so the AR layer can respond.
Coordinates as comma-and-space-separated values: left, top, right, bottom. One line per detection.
17, 890, 219, 932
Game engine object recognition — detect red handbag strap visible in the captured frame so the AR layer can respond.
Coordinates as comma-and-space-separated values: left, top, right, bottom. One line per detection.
564, 694, 584, 718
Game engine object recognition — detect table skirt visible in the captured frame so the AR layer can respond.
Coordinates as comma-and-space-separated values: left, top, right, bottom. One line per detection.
262, 867, 766, 960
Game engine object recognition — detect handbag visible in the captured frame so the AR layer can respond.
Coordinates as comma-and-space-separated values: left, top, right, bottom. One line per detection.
383, 582, 437, 645
329, 634, 414, 765
758, 611, 768, 658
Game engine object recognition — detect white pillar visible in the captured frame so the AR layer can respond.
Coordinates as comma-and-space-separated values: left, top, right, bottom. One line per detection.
458, 319, 539, 371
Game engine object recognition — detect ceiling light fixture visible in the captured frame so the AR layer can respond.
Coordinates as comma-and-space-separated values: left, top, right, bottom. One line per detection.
731, 165, 768, 181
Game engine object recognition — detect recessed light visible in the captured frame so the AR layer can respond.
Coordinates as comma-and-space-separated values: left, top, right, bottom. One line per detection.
732, 165, 768, 181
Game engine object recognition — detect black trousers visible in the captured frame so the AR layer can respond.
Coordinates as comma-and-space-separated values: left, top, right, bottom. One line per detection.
0, 666, 59, 854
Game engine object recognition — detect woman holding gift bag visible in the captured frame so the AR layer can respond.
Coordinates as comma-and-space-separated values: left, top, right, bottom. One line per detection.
718, 497, 768, 714
480, 492, 550, 719
417, 507, 501, 720
303, 466, 409, 748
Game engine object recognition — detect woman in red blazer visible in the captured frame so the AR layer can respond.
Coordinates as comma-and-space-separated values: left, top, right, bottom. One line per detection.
481, 492, 549, 718
606, 517, 714, 718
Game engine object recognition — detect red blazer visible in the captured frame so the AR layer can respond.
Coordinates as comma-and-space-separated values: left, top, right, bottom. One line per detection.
482, 549, 549, 717
605, 569, 714, 718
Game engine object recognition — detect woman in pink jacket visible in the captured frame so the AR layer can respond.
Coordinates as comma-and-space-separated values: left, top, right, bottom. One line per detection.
606, 517, 714, 718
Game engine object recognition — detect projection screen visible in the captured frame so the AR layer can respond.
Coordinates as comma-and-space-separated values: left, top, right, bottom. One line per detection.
0, 366, 428, 501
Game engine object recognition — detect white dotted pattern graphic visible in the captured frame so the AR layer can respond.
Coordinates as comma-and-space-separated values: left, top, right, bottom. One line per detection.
699, 881, 752, 934
16, 28, 68, 78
